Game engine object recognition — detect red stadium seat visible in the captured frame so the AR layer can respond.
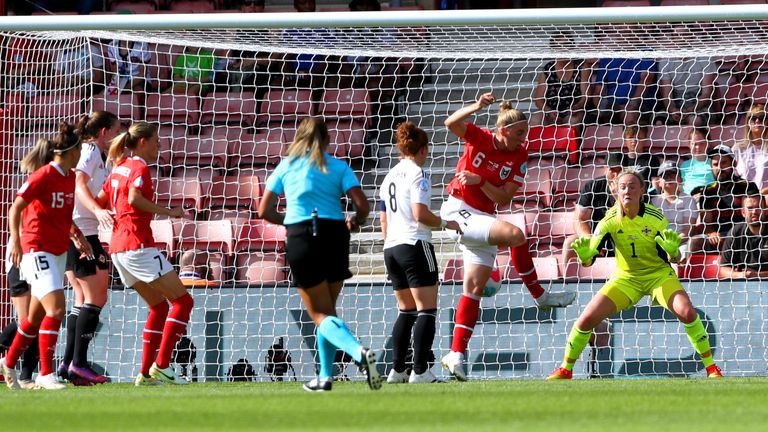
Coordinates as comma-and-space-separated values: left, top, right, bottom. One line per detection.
526, 211, 575, 254
145, 93, 201, 126
564, 257, 614, 280
581, 125, 624, 155
683, 254, 722, 279
235, 252, 289, 284
168, 0, 216, 13
551, 165, 607, 210
649, 125, 691, 158
177, 220, 235, 255
200, 91, 257, 127
321, 89, 371, 122
27, 93, 83, 127
526, 125, 578, 164
257, 89, 314, 127
508, 167, 552, 211
709, 125, 745, 148
155, 177, 204, 211
443, 256, 512, 282
150, 219, 175, 256
170, 136, 229, 169
496, 213, 528, 236
235, 219, 287, 253
227, 129, 286, 168
206, 175, 262, 212
92, 92, 142, 123
503, 256, 560, 281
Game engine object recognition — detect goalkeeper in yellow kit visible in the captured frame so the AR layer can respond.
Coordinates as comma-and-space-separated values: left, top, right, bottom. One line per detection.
547, 169, 723, 380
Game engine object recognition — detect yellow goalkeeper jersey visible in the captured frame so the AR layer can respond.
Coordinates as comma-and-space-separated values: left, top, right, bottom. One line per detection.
590, 203, 673, 277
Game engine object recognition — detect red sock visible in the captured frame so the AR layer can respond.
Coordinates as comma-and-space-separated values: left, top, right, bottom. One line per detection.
510, 240, 545, 299
155, 293, 194, 369
141, 301, 169, 376
38, 317, 62, 376
451, 294, 481, 353
5, 320, 39, 369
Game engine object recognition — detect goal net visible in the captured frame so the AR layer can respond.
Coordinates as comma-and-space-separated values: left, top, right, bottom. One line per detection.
1, 7, 768, 382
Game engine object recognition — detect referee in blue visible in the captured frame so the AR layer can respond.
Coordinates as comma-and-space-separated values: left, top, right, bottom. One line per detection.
258, 117, 382, 392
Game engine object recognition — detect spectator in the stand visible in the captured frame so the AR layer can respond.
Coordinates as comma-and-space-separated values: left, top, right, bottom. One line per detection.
178, 250, 217, 287
170, 46, 215, 96
239, 0, 265, 12
658, 49, 718, 126
560, 152, 623, 275
54, 43, 104, 96
271, 0, 331, 89
651, 161, 699, 261
591, 54, 656, 125
720, 190, 768, 279
733, 103, 768, 193
531, 32, 590, 129
105, 40, 151, 94
622, 123, 661, 192
680, 127, 716, 197
691, 144, 759, 254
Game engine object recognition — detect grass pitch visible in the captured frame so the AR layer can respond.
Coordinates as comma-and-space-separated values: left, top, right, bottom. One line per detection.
1, 378, 765, 431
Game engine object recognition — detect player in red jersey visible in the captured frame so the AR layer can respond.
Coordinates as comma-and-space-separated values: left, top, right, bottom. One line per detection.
1, 122, 93, 390
439, 92, 576, 381
98, 121, 192, 386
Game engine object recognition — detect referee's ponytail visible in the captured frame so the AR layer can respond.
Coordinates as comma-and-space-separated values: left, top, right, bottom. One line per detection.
288, 117, 330, 174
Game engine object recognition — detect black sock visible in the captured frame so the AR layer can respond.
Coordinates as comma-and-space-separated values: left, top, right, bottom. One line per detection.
20, 336, 39, 381
0, 320, 18, 351
391, 309, 417, 373
412, 309, 437, 375
62, 306, 80, 366
73, 303, 102, 368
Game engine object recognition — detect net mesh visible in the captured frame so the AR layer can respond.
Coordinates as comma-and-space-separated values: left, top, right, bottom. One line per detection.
1, 14, 768, 381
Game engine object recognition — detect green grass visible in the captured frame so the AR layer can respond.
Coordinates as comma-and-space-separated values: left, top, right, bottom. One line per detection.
2, 378, 766, 431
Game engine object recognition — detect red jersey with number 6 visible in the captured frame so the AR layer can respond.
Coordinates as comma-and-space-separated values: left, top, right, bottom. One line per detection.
16, 162, 76, 255
446, 123, 528, 214
103, 156, 154, 253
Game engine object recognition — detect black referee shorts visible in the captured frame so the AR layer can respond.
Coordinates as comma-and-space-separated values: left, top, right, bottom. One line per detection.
285, 218, 352, 289
65, 235, 110, 278
384, 240, 439, 290
8, 264, 29, 297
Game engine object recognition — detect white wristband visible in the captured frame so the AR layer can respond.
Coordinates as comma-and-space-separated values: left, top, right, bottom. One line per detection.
440, 219, 448, 229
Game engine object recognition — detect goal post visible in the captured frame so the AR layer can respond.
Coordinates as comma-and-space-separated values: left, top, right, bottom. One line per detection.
1, 5, 768, 382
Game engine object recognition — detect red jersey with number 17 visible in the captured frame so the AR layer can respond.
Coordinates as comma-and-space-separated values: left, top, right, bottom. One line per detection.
103, 156, 154, 253
16, 162, 76, 255
446, 123, 528, 214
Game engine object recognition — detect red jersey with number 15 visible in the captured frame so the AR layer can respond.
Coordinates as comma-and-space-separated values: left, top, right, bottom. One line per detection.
16, 162, 76, 255
446, 123, 528, 214
103, 156, 154, 253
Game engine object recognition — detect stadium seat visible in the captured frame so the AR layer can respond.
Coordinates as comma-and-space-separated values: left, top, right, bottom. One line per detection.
92, 92, 142, 123
442, 256, 512, 282
256, 88, 314, 127
683, 254, 722, 279
508, 167, 552, 211
171, 166, 220, 184
649, 125, 691, 158
526, 125, 578, 164
564, 256, 614, 280
581, 125, 624, 155
235, 219, 287, 253
504, 256, 560, 281
167, 0, 216, 13
176, 220, 235, 256
660, 0, 708, 5
200, 91, 257, 127
227, 129, 286, 168
169, 136, 229, 169
602, 0, 652, 6
551, 165, 607, 209
526, 211, 575, 254
145, 93, 201, 126
709, 125, 744, 148
496, 213, 528, 235
208, 209, 253, 228
109, 0, 158, 13
155, 177, 204, 211
235, 252, 289, 284
27, 93, 83, 127
206, 175, 261, 213
150, 219, 175, 256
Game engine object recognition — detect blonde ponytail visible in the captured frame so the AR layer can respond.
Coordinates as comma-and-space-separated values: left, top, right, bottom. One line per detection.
287, 117, 330, 173
496, 101, 527, 129
20, 138, 54, 173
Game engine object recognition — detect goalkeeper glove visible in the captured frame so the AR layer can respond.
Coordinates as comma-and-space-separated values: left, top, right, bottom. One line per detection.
571, 236, 599, 265
655, 229, 681, 258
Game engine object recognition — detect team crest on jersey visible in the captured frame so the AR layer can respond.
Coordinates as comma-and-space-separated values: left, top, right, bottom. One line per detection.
500, 166, 512, 180
418, 178, 429, 192
65, 192, 75, 205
